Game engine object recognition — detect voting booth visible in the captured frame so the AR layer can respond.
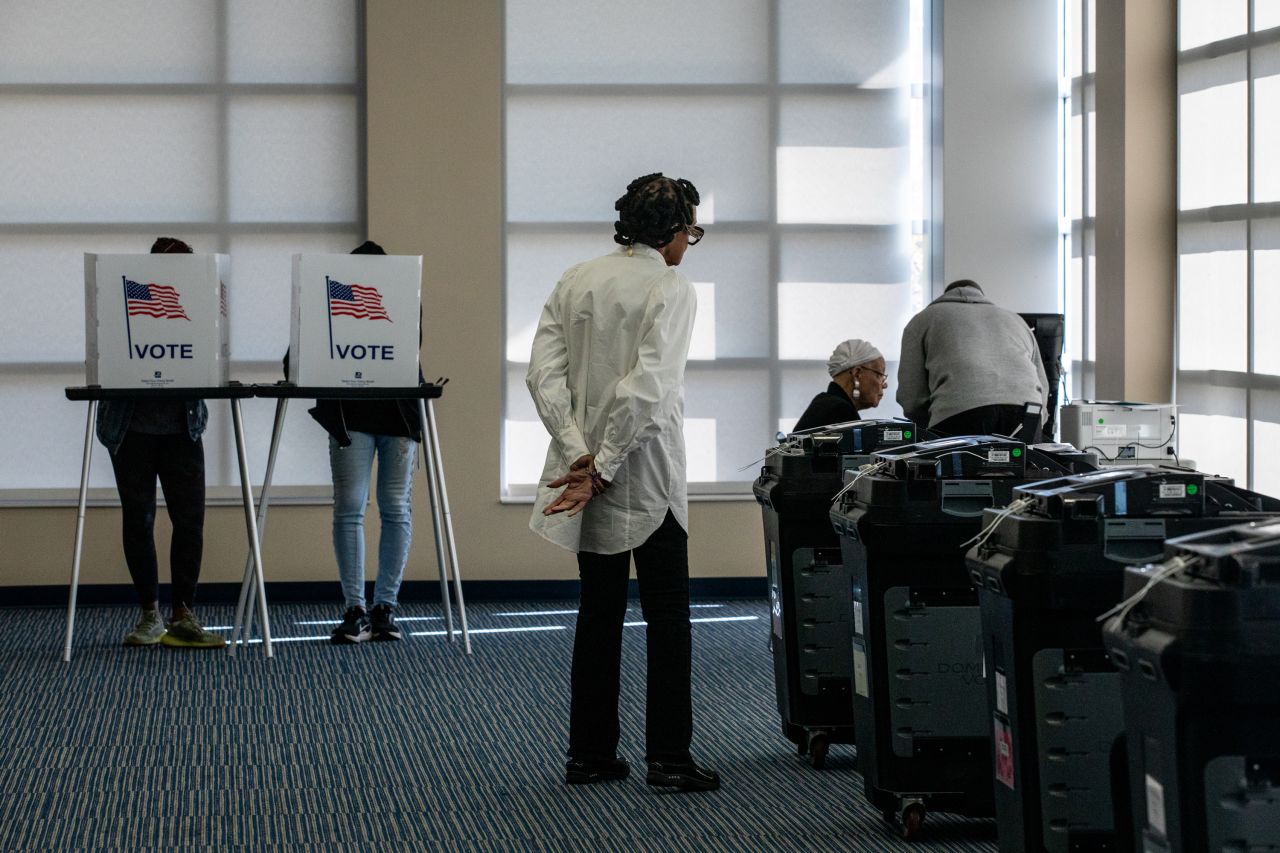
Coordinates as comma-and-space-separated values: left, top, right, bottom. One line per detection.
288, 254, 423, 387
84, 253, 231, 388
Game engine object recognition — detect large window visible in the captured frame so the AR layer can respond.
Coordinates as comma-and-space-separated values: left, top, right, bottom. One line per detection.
1062, 0, 1096, 404
1175, 0, 1280, 491
0, 0, 365, 502
502, 0, 927, 497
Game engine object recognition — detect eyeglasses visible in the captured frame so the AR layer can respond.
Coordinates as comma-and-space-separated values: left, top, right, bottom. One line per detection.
857, 366, 889, 386
685, 224, 705, 246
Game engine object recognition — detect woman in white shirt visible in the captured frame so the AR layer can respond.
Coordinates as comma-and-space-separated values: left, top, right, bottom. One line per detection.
527, 173, 719, 792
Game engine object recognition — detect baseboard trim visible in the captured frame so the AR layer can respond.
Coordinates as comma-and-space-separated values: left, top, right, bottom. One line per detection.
2, 577, 766, 608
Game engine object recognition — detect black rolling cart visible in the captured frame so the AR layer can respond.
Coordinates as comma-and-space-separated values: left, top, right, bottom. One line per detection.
754, 418, 916, 768
967, 466, 1280, 853
828, 436, 1093, 838
63, 384, 264, 661
1102, 520, 1280, 853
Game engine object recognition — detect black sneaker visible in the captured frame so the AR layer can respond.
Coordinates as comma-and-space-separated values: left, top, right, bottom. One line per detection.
565, 756, 630, 785
370, 603, 402, 641
646, 760, 721, 792
331, 606, 371, 644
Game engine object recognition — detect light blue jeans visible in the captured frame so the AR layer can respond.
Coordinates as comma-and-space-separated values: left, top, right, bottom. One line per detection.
330, 432, 417, 609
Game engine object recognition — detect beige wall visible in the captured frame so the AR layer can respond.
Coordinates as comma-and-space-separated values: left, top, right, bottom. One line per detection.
0, 0, 762, 590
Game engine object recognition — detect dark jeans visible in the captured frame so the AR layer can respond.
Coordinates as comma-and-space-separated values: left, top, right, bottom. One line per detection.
570, 510, 692, 764
109, 431, 206, 610
931, 404, 1028, 439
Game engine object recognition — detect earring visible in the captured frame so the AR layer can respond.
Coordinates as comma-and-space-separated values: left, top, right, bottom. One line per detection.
852, 378, 861, 401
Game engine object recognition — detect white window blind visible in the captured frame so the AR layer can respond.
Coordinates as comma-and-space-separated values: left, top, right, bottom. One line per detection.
1175, 0, 1280, 489
502, 0, 927, 497
1062, 0, 1097, 404
0, 0, 365, 502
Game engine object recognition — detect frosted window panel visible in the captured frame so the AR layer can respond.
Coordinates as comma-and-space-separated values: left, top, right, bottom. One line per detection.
1179, 82, 1247, 210
1178, 413, 1247, 484
1255, 74, 1280, 203
0, 0, 216, 84
227, 0, 358, 83
688, 282, 716, 362
778, 147, 908, 225
504, 420, 551, 488
1259, 0, 1280, 30
782, 230, 911, 286
677, 233, 770, 358
1178, 251, 1247, 371
505, 364, 540, 422
1254, 392, 1280, 495
0, 96, 218, 223
0, 233, 205, 364
1179, 0, 1246, 49
778, 282, 914, 361
1086, 0, 1096, 73
506, 95, 770, 222
228, 232, 360, 362
505, 231, 614, 362
228, 96, 359, 222
0, 372, 120, 489
778, 0, 908, 86
1066, 254, 1083, 370
685, 368, 771, 482
1255, 250, 1280, 375
1087, 251, 1097, 361
683, 419, 718, 483
1086, 105, 1097, 217
506, 0, 767, 84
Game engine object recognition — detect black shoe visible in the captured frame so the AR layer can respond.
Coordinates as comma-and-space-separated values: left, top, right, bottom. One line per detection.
370, 603, 402, 641
646, 760, 721, 792
331, 606, 371, 644
565, 756, 630, 785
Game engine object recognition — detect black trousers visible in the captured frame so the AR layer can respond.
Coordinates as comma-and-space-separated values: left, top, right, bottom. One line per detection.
109, 431, 206, 610
930, 404, 1028, 439
570, 510, 692, 764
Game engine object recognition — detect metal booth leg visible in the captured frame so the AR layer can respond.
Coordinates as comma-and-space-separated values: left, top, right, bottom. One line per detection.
231, 398, 286, 654
418, 399, 455, 640
425, 397, 470, 654
63, 400, 97, 663
230, 398, 272, 657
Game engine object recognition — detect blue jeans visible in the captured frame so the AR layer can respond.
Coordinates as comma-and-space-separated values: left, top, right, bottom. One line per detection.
329, 432, 417, 609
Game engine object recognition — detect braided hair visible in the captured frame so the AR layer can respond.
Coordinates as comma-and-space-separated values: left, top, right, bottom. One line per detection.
613, 173, 701, 249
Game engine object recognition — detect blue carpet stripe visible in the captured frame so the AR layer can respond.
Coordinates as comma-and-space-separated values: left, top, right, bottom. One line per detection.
0, 600, 996, 851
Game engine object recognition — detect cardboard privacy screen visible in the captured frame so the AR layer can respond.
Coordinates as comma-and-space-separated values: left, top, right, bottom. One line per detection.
288, 254, 423, 388
85, 253, 231, 389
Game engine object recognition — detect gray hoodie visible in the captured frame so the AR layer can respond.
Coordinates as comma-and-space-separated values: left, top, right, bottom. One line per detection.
895, 284, 1048, 430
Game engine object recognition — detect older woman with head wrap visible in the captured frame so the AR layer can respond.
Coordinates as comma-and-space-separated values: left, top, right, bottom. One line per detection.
792, 339, 888, 432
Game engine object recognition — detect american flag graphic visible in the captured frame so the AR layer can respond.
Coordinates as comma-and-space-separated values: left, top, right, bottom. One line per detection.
328, 277, 391, 321
124, 278, 190, 320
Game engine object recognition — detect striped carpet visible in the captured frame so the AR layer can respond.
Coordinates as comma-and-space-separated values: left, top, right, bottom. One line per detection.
0, 599, 997, 851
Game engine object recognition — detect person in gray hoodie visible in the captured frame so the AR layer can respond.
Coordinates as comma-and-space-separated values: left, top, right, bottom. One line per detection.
896, 279, 1048, 437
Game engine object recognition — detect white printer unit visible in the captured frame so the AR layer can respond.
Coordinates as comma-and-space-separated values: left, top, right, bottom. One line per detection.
1060, 402, 1178, 464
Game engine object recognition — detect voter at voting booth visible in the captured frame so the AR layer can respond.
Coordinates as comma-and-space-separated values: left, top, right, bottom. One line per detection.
284, 240, 424, 645
792, 338, 889, 432
95, 237, 224, 649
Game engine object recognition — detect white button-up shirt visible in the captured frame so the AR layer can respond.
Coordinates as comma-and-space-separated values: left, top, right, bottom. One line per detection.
527, 243, 697, 555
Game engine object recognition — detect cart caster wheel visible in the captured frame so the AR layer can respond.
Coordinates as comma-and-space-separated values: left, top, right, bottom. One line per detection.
809, 734, 829, 769
901, 803, 926, 840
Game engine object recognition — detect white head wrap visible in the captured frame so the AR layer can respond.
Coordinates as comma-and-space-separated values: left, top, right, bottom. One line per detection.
826, 339, 883, 378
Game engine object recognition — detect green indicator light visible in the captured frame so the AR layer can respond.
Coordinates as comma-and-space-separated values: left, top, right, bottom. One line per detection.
1098, 418, 1105, 424
1012, 448, 1022, 457
1187, 484, 1199, 495
904, 431, 912, 438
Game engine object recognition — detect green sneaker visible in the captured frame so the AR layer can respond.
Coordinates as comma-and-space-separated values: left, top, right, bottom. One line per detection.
161, 609, 226, 649
123, 609, 166, 646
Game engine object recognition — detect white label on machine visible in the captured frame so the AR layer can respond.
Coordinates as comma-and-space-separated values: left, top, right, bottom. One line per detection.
853, 600, 864, 636
1145, 774, 1167, 837
1097, 424, 1128, 438
988, 450, 1011, 463
996, 670, 1009, 714
853, 648, 869, 697
1158, 484, 1186, 499
883, 430, 903, 442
